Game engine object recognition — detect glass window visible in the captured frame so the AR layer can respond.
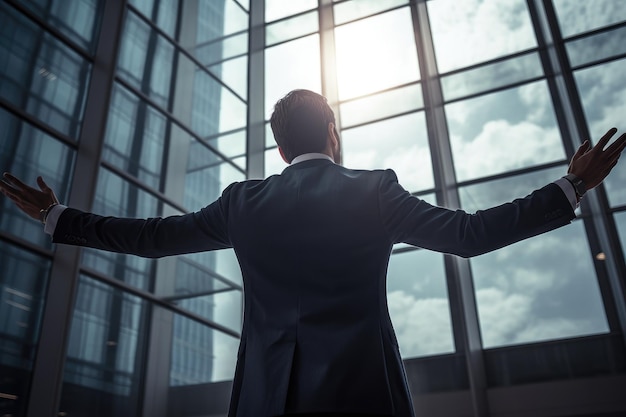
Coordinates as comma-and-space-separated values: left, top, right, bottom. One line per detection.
102, 84, 166, 191
0, 107, 74, 250
553, 0, 626, 38
0, 2, 91, 139
117, 11, 175, 108
615, 211, 626, 262
334, 0, 409, 25
264, 147, 286, 178
387, 249, 454, 357
170, 313, 239, 385
446, 81, 565, 182
334, 8, 420, 100
441, 52, 543, 101
21, 0, 103, 52
0, 241, 51, 417
340, 84, 423, 128
81, 168, 162, 290
428, 0, 536, 73
265, 0, 317, 23
471, 221, 609, 348
573, 58, 626, 207
266, 11, 318, 46
265, 34, 322, 118
129, 0, 179, 38
59, 275, 147, 417
342, 112, 434, 193
566, 25, 626, 68
208, 55, 249, 100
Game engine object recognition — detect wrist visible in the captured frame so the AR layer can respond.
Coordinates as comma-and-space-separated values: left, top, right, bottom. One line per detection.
40, 203, 58, 225
563, 173, 587, 199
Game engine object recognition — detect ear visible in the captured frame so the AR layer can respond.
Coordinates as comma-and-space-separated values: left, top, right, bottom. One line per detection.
278, 147, 290, 164
328, 123, 339, 152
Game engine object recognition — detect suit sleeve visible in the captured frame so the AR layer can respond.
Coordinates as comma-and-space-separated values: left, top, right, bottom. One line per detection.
52, 186, 234, 258
378, 170, 576, 258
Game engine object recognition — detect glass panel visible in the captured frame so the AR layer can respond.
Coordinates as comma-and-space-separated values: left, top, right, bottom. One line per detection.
334, 0, 409, 25
428, 0, 536, 73
615, 211, 626, 261
553, 0, 626, 38
206, 129, 247, 161
208, 55, 248, 100
441, 52, 543, 101
117, 11, 175, 108
59, 275, 147, 417
342, 112, 434, 193
0, 107, 74, 249
176, 289, 242, 332
265, 34, 322, 119
472, 221, 609, 348
447, 81, 565, 182
265, 0, 317, 23
340, 84, 423, 128
335, 8, 420, 100
173, 53, 247, 137
266, 11, 318, 46
129, 0, 179, 37
0, 2, 91, 139
193, 32, 248, 67
387, 250, 454, 358
264, 147, 286, 177
170, 314, 239, 385
573, 58, 626, 207
566, 26, 626, 68
102, 84, 166, 191
0, 242, 50, 417
81, 169, 161, 290
459, 166, 566, 213
21, 0, 103, 52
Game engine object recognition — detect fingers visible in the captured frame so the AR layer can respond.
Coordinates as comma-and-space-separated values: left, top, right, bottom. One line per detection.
3, 172, 33, 193
593, 127, 618, 152
37, 176, 50, 192
605, 133, 626, 158
573, 140, 590, 159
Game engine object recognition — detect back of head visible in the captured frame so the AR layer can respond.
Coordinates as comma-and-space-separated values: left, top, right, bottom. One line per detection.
270, 89, 336, 163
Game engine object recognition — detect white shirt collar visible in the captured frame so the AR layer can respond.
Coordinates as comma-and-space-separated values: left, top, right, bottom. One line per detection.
291, 153, 335, 165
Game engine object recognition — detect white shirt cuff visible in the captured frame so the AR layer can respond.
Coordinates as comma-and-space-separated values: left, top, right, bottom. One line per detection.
554, 177, 578, 211
44, 204, 68, 236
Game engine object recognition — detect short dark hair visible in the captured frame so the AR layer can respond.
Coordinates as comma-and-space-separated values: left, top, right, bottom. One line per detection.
270, 89, 336, 163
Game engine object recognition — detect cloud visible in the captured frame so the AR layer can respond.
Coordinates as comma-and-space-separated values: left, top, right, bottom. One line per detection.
387, 290, 454, 357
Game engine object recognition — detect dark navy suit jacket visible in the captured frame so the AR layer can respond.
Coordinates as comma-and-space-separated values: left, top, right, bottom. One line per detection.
53, 158, 575, 417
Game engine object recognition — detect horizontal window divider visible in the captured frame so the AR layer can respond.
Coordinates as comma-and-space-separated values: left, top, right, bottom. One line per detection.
203, 51, 250, 69
80, 265, 242, 339
439, 47, 539, 78
176, 256, 243, 291
265, 7, 318, 26
232, 0, 248, 14
570, 53, 626, 73
443, 75, 546, 105
0, 97, 79, 148
483, 331, 619, 353
338, 80, 423, 105
161, 286, 240, 302
0, 231, 55, 259
609, 204, 626, 213
99, 160, 189, 214
113, 77, 247, 176
192, 29, 250, 51
563, 20, 626, 43
454, 159, 568, 188
340, 107, 426, 131
4, 0, 95, 61
265, 30, 320, 49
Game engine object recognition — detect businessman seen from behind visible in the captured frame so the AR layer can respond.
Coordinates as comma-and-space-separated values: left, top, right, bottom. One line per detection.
2, 89, 625, 417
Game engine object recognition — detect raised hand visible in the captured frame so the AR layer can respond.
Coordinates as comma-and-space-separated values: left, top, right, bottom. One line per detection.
568, 128, 626, 191
0, 173, 59, 222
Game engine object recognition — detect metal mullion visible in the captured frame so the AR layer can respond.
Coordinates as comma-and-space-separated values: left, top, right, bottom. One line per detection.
338, 80, 422, 105
80, 266, 241, 339
264, 30, 319, 49
4, 0, 94, 61
411, 1, 489, 416
161, 286, 238, 302
570, 53, 626, 72
442, 75, 545, 106
202, 51, 250, 68
341, 107, 427, 131
114, 76, 247, 176
26, 0, 128, 415
246, 0, 266, 179
455, 159, 568, 188
191, 28, 250, 50
528, 0, 626, 346
439, 47, 539, 78
265, 6, 318, 25
563, 20, 626, 43
319, 0, 340, 131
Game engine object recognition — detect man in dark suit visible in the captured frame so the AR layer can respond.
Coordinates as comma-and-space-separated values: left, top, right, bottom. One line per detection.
2, 89, 625, 417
